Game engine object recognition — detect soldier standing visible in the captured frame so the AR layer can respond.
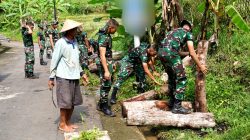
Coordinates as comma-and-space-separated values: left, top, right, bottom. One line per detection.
110, 43, 162, 104
44, 21, 52, 59
37, 24, 47, 65
48, 20, 60, 50
158, 20, 208, 114
20, 19, 38, 79
96, 19, 119, 117
76, 27, 92, 69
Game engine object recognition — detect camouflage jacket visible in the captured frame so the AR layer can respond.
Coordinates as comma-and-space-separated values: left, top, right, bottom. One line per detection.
97, 33, 112, 59
126, 42, 149, 64
48, 28, 60, 43
21, 27, 33, 47
161, 28, 193, 52
76, 32, 88, 46
37, 31, 45, 42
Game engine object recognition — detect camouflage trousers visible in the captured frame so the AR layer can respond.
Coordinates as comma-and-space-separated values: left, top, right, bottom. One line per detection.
97, 59, 114, 103
24, 46, 35, 73
39, 41, 45, 59
45, 37, 52, 58
114, 56, 146, 91
79, 45, 88, 69
158, 47, 187, 100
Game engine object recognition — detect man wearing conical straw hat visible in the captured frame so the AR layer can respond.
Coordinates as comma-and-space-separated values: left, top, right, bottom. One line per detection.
48, 19, 89, 132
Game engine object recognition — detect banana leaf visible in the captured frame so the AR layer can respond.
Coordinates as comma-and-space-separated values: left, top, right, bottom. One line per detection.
225, 5, 250, 32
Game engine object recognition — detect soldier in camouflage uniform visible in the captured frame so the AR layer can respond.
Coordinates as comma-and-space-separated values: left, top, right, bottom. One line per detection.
48, 20, 60, 51
20, 20, 38, 79
110, 43, 162, 104
37, 24, 47, 65
76, 27, 91, 69
44, 22, 52, 59
96, 19, 119, 117
158, 20, 207, 114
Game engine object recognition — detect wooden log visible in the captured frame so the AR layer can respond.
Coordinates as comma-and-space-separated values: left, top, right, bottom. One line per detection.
122, 90, 158, 102
122, 100, 192, 118
195, 35, 217, 112
182, 56, 193, 67
126, 110, 216, 128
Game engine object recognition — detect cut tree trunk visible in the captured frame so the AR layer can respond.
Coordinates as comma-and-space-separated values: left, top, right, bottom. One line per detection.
126, 109, 216, 128
122, 100, 192, 118
122, 85, 169, 103
195, 40, 209, 112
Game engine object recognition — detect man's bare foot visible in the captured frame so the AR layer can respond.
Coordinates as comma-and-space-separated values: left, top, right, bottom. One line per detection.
58, 124, 75, 133
68, 123, 79, 129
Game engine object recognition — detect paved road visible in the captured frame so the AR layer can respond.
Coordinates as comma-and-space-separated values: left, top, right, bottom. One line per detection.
0, 41, 103, 140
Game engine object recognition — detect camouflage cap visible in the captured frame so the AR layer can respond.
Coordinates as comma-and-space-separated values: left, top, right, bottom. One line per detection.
180, 20, 193, 29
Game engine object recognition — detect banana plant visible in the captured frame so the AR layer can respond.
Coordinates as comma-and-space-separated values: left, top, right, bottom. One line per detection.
197, 0, 249, 33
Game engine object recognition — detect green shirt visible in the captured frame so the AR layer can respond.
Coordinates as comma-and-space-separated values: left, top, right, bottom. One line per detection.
76, 32, 87, 46
98, 33, 112, 59
37, 31, 45, 42
126, 42, 149, 64
21, 27, 33, 47
161, 28, 193, 51
48, 28, 60, 43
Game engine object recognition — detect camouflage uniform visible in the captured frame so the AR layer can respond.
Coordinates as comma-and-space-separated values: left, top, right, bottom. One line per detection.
76, 32, 88, 68
37, 31, 45, 60
97, 32, 114, 104
48, 28, 60, 45
21, 27, 35, 74
44, 27, 52, 59
114, 43, 149, 92
158, 28, 193, 100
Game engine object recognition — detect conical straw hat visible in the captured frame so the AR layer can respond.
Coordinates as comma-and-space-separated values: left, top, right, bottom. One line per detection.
60, 19, 82, 33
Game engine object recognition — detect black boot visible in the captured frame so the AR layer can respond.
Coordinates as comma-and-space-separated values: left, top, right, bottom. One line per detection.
40, 59, 47, 65
110, 87, 118, 104
99, 102, 116, 117
25, 71, 28, 78
168, 94, 175, 109
172, 99, 191, 114
27, 72, 39, 79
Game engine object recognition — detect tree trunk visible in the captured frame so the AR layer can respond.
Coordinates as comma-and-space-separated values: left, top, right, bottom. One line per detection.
126, 109, 216, 128
122, 100, 192, 118
200, 0, 209, 40
195, 40, 209, 112
122, 85, 169, 103
122, 90, 158, 103
174, 0, 184, 23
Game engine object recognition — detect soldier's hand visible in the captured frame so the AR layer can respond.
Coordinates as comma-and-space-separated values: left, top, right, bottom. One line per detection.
200, 65, 208, 75
153, 71, 161, 77
104, 71, 111, 80
48, 80, 54, 90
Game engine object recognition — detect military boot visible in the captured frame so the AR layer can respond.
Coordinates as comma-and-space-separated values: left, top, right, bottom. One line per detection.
172, 99, 191, 114
27, 72, 39, 79
40, 59, 47, 65
110, 87, 118, 104
25, 71, 29, 78
168, 94, 175, 109
99, 102, 116, 117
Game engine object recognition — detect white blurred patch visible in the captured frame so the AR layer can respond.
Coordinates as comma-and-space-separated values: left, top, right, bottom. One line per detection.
0, 85, 23, 100
161, 73, 169, 83
122, 0, 155, 36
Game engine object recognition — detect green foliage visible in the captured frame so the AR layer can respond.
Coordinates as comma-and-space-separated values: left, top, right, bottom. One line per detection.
74, 128, 104, 140
225, 5, 250, 32
0, 0, 70, 30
